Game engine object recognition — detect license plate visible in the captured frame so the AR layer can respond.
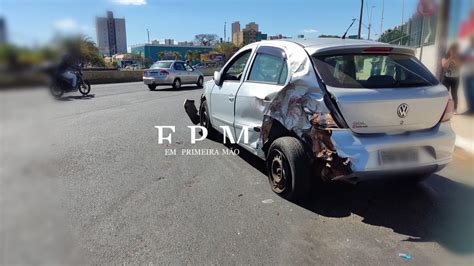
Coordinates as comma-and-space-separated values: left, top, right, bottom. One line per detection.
379, 148, 419, 165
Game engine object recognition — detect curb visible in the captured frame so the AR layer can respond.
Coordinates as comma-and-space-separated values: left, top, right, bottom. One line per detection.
455, 135, 474, 155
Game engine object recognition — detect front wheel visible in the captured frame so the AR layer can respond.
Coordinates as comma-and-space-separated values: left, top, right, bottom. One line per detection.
79, 80, 91, 95
199, 100, 217, 140
267, 137, 311, 202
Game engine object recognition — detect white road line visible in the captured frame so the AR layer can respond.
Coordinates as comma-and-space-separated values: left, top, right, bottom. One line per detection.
455, 135, 474, 155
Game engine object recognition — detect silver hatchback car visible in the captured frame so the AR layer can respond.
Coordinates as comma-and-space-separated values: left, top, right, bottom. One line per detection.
143, 60, 204, 90
184, 38, 455, 202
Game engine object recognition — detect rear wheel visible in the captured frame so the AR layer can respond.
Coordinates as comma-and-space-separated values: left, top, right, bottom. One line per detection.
148, 84, 157, 91
267, 137, 311, 202
79, 80, 91, 95
50, 84, 64, 98
197, 76, 204, 88
172, 78, 181, 90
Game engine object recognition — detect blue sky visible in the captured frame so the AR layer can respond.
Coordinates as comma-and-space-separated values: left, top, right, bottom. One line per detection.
1, 0, 420, 48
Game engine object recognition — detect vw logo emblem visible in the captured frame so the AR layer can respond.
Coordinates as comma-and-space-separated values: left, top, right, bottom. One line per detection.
397, 103, 409, 118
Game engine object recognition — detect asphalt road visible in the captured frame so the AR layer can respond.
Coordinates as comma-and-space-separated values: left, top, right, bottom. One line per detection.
2, 79, 474, 265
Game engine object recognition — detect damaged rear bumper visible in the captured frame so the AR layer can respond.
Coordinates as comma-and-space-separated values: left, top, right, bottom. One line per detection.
328, 122, 455, 181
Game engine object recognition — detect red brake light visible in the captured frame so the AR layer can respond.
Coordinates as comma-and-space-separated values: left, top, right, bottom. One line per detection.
160, 70, 169, 75
441, 97, 454, 122
362, 47, 393, 53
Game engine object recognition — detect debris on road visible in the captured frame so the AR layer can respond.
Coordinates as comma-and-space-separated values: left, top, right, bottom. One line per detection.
398, 253, 412, 261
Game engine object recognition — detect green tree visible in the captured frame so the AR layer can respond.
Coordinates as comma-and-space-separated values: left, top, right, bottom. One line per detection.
378, 29, 405, 44
212, 42, 238, 62
173, 52, 181, 60
59, 35, 105, 67
157, 52, 166, 60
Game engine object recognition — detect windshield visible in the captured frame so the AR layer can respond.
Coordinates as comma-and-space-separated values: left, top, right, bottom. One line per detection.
150, 62, 173, 69
313, 53, 439, 88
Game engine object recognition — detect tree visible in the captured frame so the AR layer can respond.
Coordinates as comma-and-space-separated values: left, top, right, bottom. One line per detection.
173, 52, 181, 60
186, 50, 201, 63
319, 34, 341, 38
212, 42, 238, 62
378, 28, 405, 45
58, 35, 105, 67
194, 34, 219, 46
157, 52, 166, 60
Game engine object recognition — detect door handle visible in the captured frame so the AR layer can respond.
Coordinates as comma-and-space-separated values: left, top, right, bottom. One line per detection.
228, 95, 235, 102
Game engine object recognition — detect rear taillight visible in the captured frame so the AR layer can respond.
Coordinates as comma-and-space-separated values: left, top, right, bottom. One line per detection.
441, 97, 455, 122
362, 47, 393, 53
160, 70, 169, 75
143, 70, 148, 76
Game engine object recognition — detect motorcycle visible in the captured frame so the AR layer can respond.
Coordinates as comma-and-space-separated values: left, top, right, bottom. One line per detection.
46, 65, 91, 98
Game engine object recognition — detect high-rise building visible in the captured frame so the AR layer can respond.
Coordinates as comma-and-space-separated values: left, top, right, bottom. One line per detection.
164, 39, 174, 45
96, 11, 127, 56
232, 22, 266, 46
0, 17, 7, 44
231, 21, 240, 46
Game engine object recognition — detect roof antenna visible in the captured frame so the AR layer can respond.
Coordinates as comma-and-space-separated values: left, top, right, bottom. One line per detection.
342, 18, 357, 39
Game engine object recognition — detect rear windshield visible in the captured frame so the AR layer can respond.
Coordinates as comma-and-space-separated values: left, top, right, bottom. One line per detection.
150, 62, 173, 69
312, 53, 439, 88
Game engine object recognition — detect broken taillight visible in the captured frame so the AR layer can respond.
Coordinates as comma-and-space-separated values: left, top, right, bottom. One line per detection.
441, 97, 455, 122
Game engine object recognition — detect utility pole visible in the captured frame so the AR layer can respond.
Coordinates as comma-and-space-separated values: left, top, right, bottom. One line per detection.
147, 29, 150, 44
358, 0, 364, 39
401, 0, 405, 26
380, 0, 385, 34
368, 5, 375, 40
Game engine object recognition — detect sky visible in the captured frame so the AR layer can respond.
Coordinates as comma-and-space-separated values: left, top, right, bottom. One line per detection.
1, 0, 421, 48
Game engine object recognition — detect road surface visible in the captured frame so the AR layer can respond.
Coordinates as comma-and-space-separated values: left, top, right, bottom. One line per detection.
2, 80, 473, 265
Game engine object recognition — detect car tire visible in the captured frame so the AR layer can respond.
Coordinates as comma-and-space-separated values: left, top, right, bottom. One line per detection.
197, 76, 204, 88
172, 78, 181, 90
267, 137, 311, 202
199, 100, 217, 140
148, 84, 157, 91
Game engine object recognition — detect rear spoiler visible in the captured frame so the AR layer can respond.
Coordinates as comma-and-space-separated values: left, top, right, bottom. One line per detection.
311, 45, 415, 57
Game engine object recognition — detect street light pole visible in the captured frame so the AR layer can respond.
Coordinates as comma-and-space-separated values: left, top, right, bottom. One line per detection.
380, 0, 385, 34
368, 5, 375, 40
147, 29, 150, 44
358, 0, 364, 39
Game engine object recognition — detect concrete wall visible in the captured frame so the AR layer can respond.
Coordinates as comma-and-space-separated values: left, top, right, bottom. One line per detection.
83, 70, 143, 84
414, 44, 439, 76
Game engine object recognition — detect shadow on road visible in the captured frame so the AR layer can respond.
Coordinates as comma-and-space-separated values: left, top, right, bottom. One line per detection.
224, 140, 474, 254
151, 85, 203, 92
58, 94, 95, 101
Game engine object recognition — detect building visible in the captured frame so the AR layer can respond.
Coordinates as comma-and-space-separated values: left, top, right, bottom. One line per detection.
96, 11, 127, 56
164, 39, 174, 45
130, 43, 213, 64
231, 21, 240, 45
0, 17, 6, 44
232, 21, 267, 46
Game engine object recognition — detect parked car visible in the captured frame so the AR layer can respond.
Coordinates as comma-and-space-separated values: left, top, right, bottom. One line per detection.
143, 60, 204, 90
184, 38, 455, 202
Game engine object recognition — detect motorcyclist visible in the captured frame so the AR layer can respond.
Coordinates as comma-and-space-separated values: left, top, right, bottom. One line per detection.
57, 51, 81, 90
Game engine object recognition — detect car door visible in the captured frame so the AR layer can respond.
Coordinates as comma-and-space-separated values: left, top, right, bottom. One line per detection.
234, 46, 289, 154
173, 62, 188, 82
185, 64, 198, 83
210, 49, 253, 132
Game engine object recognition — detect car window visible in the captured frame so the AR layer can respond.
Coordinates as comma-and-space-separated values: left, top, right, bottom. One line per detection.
313, 53, 439, 88
174, 62, 186, 71
223, 50, 252, 82
248, 53, 288, 84
150, 62, 172, 69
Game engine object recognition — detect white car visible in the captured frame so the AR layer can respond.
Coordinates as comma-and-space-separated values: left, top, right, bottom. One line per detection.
143, 60, 204, 90
184, 38, 455, 201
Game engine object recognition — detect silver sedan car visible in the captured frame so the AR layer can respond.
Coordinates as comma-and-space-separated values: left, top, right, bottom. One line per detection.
185, 38, 455, 202
143, 60, 204, 90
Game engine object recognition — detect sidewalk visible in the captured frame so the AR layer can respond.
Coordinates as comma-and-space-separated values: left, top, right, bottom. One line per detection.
451, 113, 474, 155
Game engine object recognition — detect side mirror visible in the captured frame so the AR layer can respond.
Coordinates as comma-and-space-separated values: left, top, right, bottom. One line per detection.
213, 71, 222, 86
